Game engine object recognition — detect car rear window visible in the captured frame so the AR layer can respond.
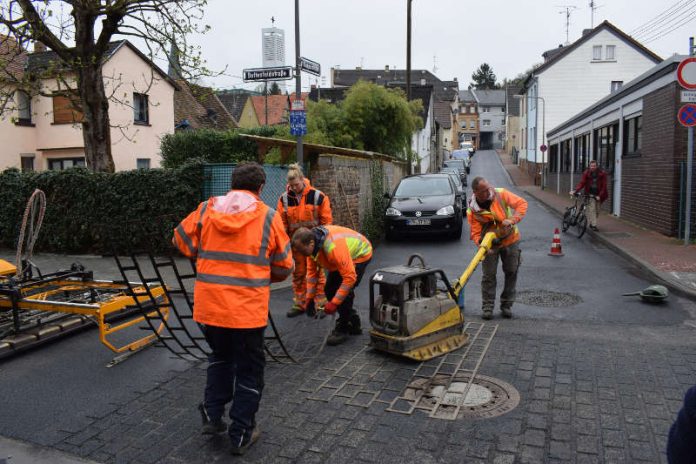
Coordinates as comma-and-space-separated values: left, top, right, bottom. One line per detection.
444, 160, 464, 169
395, 177, 453, 197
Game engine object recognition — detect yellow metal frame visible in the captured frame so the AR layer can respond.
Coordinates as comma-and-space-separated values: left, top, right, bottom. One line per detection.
0, 278, 170, 354
0, 259, 16, 277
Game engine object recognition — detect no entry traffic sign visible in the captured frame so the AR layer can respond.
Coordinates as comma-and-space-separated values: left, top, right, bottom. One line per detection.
678, 104, 696, 127
677, 57, 696, 90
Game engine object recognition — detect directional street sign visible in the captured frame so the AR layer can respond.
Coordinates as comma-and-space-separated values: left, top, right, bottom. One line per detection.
299, 57, 321, 77
678, 104, 696, 127
677, 57, 696, 90
290, 110, 307, 136
243, 66, 293, 82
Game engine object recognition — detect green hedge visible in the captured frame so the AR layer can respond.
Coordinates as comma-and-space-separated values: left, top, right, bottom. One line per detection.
0, 162, 204, 255
160, 127, 278, 168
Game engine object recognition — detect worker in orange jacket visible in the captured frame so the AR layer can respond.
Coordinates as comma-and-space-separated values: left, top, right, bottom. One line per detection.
467, 176, 528, 320
277, 163, 332, 317
173, 162, 293, 456
292, 225, 372, 346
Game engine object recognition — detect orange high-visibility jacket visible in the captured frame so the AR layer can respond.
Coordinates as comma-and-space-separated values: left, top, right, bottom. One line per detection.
306, 225, 372, 306
172, 191, 293, 329
467, 188, 528, 248
277, 178, 332, 234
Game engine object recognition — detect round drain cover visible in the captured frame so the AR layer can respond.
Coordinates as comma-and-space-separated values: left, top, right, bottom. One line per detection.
516, 289, 582, 307
402, 373, 520, 420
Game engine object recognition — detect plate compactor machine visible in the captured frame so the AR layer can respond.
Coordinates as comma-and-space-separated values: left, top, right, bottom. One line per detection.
369, 232, 497, 361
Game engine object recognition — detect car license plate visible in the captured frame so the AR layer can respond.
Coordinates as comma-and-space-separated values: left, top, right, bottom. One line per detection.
407, 218, 431, 226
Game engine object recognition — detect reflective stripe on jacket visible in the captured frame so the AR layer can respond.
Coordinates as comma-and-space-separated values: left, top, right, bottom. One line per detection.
467, 188, 528, 248
306, 225, 372, 306
172, 191, 293, 329
277, 178, 332, 234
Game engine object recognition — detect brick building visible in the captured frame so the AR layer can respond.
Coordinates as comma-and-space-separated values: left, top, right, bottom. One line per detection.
547, 55, 694, 238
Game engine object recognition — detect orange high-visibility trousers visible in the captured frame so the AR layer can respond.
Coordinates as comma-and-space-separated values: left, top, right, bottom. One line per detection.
291, 249, 326, 308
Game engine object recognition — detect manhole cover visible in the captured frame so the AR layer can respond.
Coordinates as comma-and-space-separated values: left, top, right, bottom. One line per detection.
401, 373, 519, 420
516, 289, 582, 307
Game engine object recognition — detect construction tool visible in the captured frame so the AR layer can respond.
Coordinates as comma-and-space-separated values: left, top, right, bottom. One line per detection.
369, 231, 497, 361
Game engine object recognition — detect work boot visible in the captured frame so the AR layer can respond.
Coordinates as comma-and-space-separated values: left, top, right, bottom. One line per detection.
347, 314, 363, 335
500, 307, 512, 319
482, 307, 493, 320
326, 329, 349, 346
198, 403, 226, 435
286, 304, 305, 318
230, 427, 261, 456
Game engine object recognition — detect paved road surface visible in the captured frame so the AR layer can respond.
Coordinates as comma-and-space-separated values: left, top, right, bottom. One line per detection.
0, 150, 694, 463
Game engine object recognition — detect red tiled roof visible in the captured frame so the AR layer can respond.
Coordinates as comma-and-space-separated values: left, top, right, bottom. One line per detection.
250, 92, 308, 126
174, 79, 238, 130
0, 35, 27, 81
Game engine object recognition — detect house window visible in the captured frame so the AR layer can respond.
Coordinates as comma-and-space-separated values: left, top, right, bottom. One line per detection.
469, 106, 475, 113
20, 155, 34, 172
623, 115, 642, 156
133, 93, 149, 124
52, 94, 84, 124
136, 158, 151, 169
48, 157, 86, 171
611, 81, 623, 93
501, 107, 506, 113
482, 107, 490, 113
592, 45, 602, 61
469, 120, 475, 128
16, 91, 32, 125
482, 119, 491, 127
606, 45, 616, 60
502, 119, 506, 126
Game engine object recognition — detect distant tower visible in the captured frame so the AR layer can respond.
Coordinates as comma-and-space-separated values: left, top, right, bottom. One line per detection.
262, 18, 286, 90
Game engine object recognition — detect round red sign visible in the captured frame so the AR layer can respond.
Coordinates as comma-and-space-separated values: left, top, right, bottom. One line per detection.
540, 144, 548, 152
677, 57, 696, 90
678, 104, 696, 127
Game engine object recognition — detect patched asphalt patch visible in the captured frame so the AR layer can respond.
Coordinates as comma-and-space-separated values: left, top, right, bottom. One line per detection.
516, 289, 582, 307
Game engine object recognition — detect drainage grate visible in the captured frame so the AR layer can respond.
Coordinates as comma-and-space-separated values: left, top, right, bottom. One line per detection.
516, 289, 582, 307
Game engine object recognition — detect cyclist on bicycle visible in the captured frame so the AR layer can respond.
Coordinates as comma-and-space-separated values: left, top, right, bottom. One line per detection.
570, 160, 608, 232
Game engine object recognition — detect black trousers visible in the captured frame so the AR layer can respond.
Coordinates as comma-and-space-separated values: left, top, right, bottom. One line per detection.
324, 259, 371, 327
201, 324, 265, 446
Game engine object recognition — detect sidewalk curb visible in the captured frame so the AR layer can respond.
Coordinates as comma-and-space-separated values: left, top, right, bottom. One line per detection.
522, 186, 696, 302
0, 436, 99, 464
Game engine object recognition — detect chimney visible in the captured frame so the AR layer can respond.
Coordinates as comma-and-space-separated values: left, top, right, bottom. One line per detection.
385, 65, 390, 72
34, 41, 46, 53
453, 77, 458, 82
582, 28, 592, 36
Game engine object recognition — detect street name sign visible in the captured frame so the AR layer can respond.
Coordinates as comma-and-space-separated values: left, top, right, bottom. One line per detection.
299, 57, 321, 76
243, 66, 293, 82
677, 57, 696, 90
678, 104, 696, 127
682, 90, 696, 103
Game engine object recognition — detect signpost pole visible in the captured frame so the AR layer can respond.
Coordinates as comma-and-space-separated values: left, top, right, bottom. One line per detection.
295, 0, 303, 165
685, 37, 695, 244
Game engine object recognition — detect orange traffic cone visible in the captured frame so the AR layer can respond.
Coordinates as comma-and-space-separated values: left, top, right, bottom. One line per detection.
548, 227, 564, 257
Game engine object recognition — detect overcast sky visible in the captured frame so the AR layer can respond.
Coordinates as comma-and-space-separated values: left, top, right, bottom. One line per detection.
189, 0, 691, 91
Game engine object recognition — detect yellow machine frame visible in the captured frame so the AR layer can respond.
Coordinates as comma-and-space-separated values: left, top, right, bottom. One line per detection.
0, 259, 170, 356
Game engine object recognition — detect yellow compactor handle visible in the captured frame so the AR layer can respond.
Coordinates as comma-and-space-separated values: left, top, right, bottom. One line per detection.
452, 231, 497, 298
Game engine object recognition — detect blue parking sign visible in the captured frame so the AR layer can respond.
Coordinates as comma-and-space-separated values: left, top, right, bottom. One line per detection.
290, 110, 307, 136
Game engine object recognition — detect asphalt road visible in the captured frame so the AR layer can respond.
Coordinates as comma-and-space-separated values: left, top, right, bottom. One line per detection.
0, 150, 694, 464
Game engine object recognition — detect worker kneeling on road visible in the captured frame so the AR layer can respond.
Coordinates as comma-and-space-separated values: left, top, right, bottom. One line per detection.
292, 225, 372, 346
277, 164, 332, 318
173, 162, 294, 456
467, 176, 528, 320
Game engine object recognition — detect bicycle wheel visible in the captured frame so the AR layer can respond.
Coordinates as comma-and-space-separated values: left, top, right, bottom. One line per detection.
575, 211, 588, 238
562, 207, 576, 232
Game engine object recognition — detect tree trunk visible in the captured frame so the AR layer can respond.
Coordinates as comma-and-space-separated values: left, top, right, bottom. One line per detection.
78, 63, 115, 172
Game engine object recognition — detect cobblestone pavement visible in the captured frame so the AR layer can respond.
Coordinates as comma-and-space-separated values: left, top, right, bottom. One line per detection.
38, 291, 696, 464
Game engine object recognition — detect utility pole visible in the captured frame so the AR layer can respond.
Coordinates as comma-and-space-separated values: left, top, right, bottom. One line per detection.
406, 0, 412, 174
685, 36, 695, 245
295, 0, 303, 165
406, 0, 412, 102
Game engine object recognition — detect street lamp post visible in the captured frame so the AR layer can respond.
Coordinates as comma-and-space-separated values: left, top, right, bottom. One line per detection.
514, 94, 545, 189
